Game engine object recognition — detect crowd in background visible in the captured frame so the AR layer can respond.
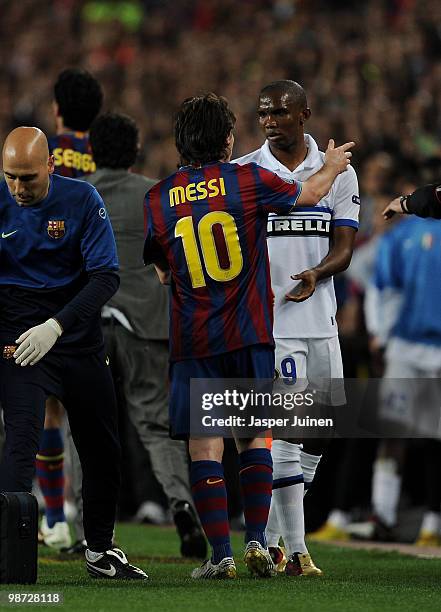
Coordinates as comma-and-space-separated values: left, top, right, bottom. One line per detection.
1, 0, 441, 178
1, 0, 441, 536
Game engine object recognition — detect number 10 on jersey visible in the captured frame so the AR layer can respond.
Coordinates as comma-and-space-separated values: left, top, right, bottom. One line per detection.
175, 211, 243, 288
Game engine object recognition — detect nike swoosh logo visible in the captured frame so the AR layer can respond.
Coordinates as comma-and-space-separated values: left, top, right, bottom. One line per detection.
1, 230, 18, 238
206, 478, 223, 485
91, 564, 116, 577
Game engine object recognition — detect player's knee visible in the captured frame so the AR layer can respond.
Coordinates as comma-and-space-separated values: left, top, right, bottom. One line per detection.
271, 439, 302, 462
189, 437, 224, 462
235, 436, 270, 454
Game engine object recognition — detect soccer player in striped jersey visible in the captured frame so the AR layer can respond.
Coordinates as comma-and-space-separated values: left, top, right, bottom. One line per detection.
38, 68, 103, 551
49, 68, 103, 178
143, 92, 354, 579
234, 80, 360, 576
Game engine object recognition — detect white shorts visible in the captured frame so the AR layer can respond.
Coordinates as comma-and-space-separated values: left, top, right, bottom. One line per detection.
379, 359, 441, 437
274, 336, 345, 406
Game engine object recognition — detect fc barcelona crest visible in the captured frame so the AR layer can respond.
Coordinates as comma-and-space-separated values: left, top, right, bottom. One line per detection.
2, 345, 16, 359
47, 220, 66, 239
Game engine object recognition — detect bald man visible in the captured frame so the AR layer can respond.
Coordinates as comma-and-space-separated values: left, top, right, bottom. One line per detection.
39, 67, 103, 551
0, 127, 147, 580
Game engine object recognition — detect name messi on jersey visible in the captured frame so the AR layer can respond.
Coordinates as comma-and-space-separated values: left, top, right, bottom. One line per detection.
169, 178, 226, 207
267, 217, 330, 236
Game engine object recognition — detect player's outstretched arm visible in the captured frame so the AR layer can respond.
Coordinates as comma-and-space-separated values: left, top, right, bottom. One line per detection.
297, 139, 355, 205
382, 196, 405, 219
383, 183, 441, 219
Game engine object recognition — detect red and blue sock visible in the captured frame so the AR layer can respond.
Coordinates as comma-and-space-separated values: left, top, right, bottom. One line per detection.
36, 428, 66, 528
239, 448, 273, 547
190, 460, 232, 564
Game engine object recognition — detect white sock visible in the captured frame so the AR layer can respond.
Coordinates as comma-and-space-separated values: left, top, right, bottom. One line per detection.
300, 449, 322, 496
86, 550, 103, 561
420, 511, 440, 534
270, 440, 307, 556
327, 509, 350, 529
372, 458, 401, 527
265, 497, 281, 548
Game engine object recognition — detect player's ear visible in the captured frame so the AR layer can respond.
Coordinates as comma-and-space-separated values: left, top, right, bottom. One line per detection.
52, 101, 59, 118
300, 108, 311, 125
48, 155, 55, 174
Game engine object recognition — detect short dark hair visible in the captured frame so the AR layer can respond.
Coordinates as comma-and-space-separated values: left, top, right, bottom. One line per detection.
54, 68, 103, 132
174, 93, 236, 166
89, 112, 139, 169
259, 80, 308, 110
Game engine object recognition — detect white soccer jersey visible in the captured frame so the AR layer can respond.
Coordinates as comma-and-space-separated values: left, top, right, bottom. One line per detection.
234, 134, 359, 338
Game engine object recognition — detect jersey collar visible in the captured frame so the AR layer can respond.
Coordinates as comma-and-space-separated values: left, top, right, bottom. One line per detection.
261, 134, 321, 174
178, 161, 226, 171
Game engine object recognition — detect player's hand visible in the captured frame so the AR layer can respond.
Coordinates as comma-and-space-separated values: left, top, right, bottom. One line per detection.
14, 319, 63, 366
285, 270, 318, 303
382, 197, 404, 219
324, 139, 355, 175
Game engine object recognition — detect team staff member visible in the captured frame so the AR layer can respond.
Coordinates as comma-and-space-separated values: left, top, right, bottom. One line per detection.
383, 183, 441, 219
39, 68, 104, 550
143, 93, 353, 579
0, 127, 146, 580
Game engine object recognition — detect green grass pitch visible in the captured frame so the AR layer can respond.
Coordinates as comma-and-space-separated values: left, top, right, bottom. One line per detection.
1, 524, 441, 611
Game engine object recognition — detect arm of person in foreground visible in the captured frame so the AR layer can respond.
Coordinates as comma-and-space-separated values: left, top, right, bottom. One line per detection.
383, 183, 441, 219
297, 139, 355, 205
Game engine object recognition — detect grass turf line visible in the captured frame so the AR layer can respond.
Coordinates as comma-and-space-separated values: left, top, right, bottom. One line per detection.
1, 524, 440, 612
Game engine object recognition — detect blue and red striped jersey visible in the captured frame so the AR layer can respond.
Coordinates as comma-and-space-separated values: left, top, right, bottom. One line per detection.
48, 132, 96, 178
143, 161, 302, 361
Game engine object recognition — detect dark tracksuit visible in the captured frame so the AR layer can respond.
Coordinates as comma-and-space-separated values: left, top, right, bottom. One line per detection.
405, 182, 441, 218
0, 174, 120, 552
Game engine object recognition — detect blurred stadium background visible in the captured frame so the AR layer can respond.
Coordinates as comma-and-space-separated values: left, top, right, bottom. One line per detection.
2, 0, 441, 542
2, 0, 441, 178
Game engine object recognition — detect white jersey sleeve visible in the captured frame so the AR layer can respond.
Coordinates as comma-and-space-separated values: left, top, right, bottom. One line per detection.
331, 165, 360, 230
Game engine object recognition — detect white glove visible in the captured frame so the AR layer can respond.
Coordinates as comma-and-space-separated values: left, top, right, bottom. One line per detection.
14, 319, 63, 367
